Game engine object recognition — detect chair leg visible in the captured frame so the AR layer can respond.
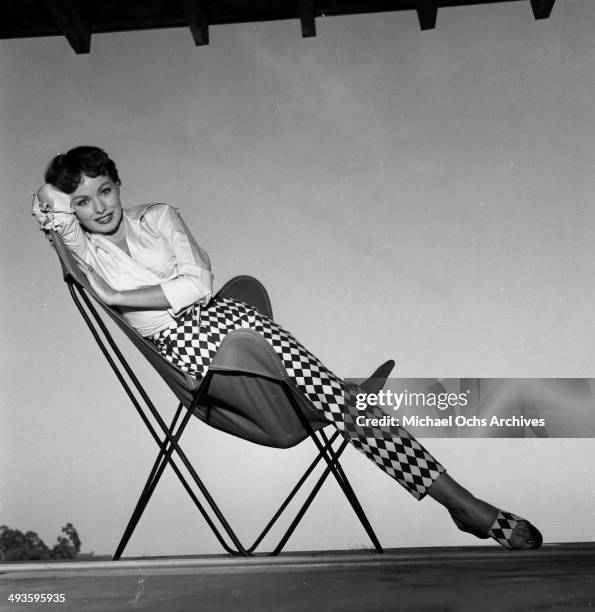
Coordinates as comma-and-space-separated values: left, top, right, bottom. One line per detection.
247, 430, 341, 553
121, 419, 346, 557
127, 424, 351, 556
114, 403, 185, 560
271, 436, 350, 555
317, 429, 384, 553
113, 390, 249, 558
283, 388, 384, 553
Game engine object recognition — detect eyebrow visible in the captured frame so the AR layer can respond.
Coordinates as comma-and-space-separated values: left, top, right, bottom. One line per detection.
96, 180, 112, 191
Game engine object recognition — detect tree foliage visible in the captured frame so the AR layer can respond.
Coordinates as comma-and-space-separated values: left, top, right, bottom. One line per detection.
0, 523, 81, 561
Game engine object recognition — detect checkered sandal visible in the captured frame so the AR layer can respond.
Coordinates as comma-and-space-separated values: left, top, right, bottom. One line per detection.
487, 510, 542, 550
450, 509, 542, 550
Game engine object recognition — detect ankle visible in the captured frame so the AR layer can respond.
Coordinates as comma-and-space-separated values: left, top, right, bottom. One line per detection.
427, 473, 475, 511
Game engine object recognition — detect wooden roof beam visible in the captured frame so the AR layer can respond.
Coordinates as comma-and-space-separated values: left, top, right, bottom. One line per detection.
416, 0, 438, 30
298, 0, 316, 38
41, 0, 90, 54
530, 0, 555, 20
180, 0, 209, 46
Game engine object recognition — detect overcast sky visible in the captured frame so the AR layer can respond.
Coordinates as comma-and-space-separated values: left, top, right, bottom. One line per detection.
1, 1, 594, 557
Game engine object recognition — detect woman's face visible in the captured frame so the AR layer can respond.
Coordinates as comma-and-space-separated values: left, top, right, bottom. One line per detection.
70, 174, 123, 235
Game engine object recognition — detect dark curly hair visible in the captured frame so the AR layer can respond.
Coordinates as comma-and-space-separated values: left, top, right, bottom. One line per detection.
44, 146, 121, 194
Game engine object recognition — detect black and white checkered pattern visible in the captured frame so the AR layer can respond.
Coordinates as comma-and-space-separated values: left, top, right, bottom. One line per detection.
488, 510, 523, 549
150, 297, 444, 500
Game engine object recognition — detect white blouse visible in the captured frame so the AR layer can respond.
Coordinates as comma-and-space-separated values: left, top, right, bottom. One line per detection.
49, 202, 213, 337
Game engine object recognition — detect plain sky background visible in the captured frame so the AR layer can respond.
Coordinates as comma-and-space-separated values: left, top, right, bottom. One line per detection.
1, 1, 594, 557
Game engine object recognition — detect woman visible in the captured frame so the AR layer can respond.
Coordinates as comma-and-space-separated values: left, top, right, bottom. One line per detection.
33, 146, 542, 550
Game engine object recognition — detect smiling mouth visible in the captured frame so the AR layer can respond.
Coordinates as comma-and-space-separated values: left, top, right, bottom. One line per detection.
96, 212, 114, 224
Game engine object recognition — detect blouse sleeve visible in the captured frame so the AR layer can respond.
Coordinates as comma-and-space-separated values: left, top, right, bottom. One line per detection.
32, 190, 93, 264
157, 205, 214, 316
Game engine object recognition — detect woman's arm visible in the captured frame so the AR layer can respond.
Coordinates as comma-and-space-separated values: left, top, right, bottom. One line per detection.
157, 205, 214, 315
79, 265, 170, 308
32, 184, 92, 263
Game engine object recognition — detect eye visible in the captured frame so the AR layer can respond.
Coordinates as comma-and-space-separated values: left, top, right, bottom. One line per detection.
101, 187, 112, 196
75, 198, 89, 207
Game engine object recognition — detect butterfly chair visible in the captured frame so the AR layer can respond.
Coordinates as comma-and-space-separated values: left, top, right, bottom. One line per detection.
50, 231, 394, 558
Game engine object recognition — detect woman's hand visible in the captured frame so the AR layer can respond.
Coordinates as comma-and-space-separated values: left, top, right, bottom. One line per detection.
36, 184, 73, 213
79, 264, 119, 306
32, 192, 59, 232
31, 184, 73, 233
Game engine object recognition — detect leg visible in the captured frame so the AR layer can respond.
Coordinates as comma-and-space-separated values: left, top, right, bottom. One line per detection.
151, 298, 444, 497
151, 298, 542, 549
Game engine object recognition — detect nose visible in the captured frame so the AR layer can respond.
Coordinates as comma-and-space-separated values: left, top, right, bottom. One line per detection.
93, 198, 107, 215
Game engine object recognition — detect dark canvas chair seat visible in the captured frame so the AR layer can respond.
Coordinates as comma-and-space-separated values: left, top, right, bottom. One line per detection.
202, 329, 330, 447
50, 230, 393, 557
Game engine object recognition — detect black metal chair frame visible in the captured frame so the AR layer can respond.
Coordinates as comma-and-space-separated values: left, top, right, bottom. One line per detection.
63, 276, 384, 558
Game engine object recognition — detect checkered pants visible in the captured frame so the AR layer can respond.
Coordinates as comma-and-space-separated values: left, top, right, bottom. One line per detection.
149, 297, 445, 500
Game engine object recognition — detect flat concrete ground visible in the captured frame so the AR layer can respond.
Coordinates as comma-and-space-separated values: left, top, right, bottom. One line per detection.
1, 544, 593, 611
